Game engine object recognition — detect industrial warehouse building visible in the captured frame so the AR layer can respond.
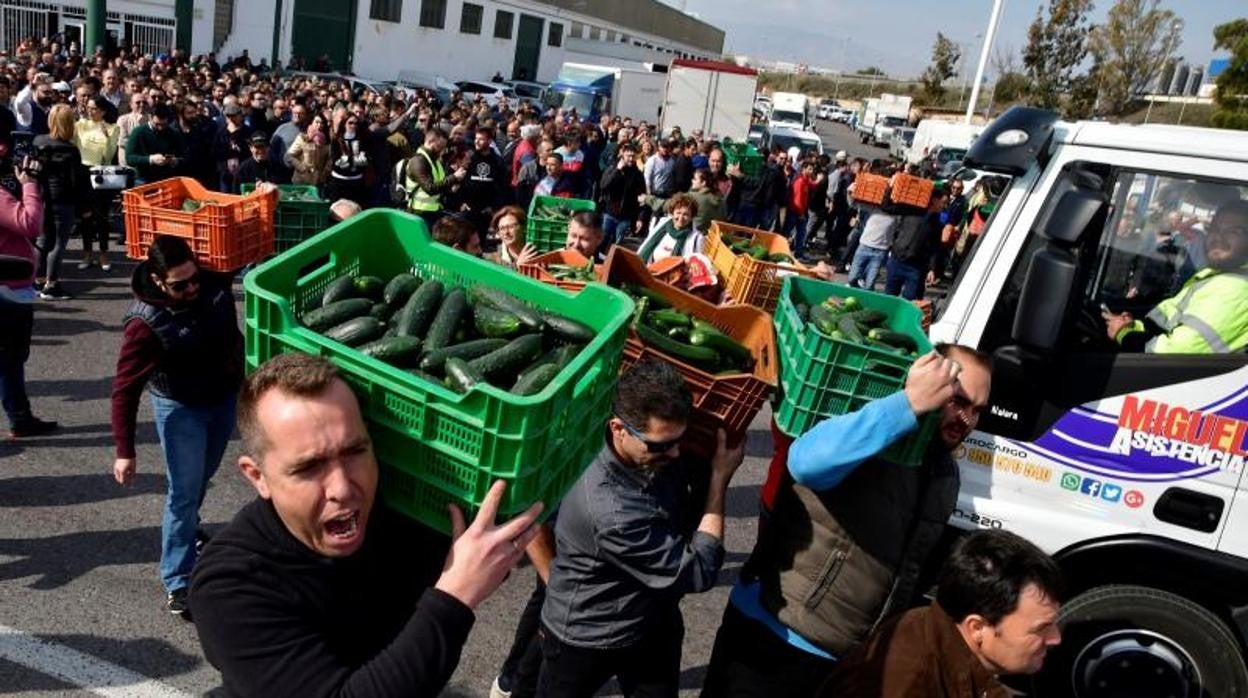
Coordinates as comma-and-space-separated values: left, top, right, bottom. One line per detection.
0, 0, 724, 83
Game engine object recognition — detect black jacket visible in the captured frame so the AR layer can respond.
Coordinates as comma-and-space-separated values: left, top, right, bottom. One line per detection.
891, 211, 943, 269
31, 136, 89, 206
191, 498, 470, 697
598, 163, 646, 220
236, 157, 289, 191
463, 148, 507, 211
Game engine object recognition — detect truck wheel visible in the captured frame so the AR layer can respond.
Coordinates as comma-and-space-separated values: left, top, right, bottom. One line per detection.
1033, 585, 1248, 698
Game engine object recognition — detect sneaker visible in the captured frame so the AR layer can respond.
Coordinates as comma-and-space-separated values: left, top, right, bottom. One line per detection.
8, 417, 58, 439
166, 588, 193, 621
99, 257, 112, 272
490, 676, 512, 698
32, 279, 45, 292
38, 283, 72, 301
77, 256, 96, 270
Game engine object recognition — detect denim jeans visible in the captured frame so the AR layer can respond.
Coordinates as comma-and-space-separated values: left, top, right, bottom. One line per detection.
601, 213, 633, 247
848, 245, 889, 291
885, 258, 926, 300
782, 214, 810, 257
151, 393, 237, 593
0, 299, 34, 426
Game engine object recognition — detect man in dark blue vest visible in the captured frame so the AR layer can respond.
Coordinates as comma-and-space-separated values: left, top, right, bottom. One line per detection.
109, 235, 243, 620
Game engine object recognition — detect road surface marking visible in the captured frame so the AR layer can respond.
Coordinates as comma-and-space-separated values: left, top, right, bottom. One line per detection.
0, 624, 192, 697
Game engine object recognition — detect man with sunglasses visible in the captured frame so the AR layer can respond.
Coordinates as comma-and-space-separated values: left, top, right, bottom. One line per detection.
110, 235, 243, 620
702, 344, 993, 697
537, 361, 746, 697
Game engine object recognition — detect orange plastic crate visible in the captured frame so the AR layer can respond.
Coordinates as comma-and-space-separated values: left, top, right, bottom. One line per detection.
914, 298, 933, 331
124, 177, 277, 271
703, 221, 817, 313
892, 173, 935, 208
601, 247, 777, 459
517, 248, 598, 293
852, 173, 889, 206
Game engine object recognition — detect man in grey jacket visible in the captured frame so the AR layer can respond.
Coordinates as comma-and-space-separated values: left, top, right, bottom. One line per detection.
538, 361, 746, 697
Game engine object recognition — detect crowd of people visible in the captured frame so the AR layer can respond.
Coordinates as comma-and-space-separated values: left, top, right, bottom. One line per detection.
6, 33, 1243, 698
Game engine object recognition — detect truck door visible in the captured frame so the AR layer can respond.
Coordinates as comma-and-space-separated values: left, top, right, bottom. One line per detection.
951, 155, 1248, 556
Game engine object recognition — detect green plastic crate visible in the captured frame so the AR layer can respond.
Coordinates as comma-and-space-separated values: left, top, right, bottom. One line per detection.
241, 183, 330, 253
773, 276, 936, 466
526, 195, 596, 253
722, 140, 764, 177
243, 209, 635, 533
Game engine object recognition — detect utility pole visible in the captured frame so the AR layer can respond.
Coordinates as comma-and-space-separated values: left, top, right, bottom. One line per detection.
966, 0, 1004, 123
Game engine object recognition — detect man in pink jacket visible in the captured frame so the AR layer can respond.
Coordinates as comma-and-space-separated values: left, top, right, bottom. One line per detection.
0, 161, 57, 438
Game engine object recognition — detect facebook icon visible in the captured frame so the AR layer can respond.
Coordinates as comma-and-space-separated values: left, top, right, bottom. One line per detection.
1101, 483, 1123, 503
1080, 478, 1102, 498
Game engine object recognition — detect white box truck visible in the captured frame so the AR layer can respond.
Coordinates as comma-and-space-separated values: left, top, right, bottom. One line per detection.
768, 91, 810, 132
925, 105, 1248, 697
659, 59, 759, 141
907, 119, 983, 166
546, 62, 668, 124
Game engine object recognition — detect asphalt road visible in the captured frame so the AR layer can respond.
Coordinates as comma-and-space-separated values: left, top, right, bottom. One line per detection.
0, 234, 772, 697
812, 118, 892, 163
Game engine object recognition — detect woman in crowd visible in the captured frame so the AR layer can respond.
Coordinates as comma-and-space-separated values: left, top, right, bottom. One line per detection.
489, 206, 538, 269
33, 103, 90, 300
285, 112, 331, 188
326, 108, 372, 207
73, 95, 120, 272
637, 193, 705, 265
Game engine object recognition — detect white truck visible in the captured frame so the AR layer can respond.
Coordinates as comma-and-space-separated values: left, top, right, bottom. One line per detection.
659, 59, 759, 141
908, 119, 983, 166
768, 91, 810, 132
856, 93, 911, 145
932, 106, 1248, 697
546, 62, 668, 124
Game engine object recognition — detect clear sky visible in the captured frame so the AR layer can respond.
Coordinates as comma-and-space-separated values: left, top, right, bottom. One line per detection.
671, 0, 1242, 79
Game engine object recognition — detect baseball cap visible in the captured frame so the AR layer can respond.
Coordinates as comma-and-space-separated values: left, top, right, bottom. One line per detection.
249, 131, 270, 145
686, 254, 719, 290
223, 103, 243, 116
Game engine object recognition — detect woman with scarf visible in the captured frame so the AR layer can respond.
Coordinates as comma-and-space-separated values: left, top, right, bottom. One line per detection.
284, 112, 331, 188
325, 108, 372, 207
637, 193, 704, 265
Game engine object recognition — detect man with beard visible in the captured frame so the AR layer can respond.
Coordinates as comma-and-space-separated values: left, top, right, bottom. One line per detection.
701, 345, 993, 697
537, 361, 746, 697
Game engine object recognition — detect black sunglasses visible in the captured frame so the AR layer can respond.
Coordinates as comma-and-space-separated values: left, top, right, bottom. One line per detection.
615, 414, 682, 454
166, 272, 200, 292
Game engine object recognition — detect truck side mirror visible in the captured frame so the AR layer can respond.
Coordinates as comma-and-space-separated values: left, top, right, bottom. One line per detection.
1035, 185, 1107, 245
1012, 246, 1078, 352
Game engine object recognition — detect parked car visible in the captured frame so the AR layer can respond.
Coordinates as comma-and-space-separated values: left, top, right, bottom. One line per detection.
919, 145, 969, 177
455, 80, 518, 107
890, 126, 916, 161
747, 123, 767, 149
767, 126, 824, 159
506, 80, 548, 109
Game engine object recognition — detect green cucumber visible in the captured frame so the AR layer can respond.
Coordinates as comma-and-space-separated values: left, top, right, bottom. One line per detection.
635, 323, 720, 370
425, 287, 467, 351
301, 298, 373, 332
383, 273, 422, 306
354, 275, 386, 301
474, 305, 524, 338
837, 315, 864, 343
649, 308, 692, 328
322, 274, 359, 306
688, 326, 753, 369
419, 338, 509, 373
324, 316, 386, 347
844, 309, 887, 328
809, 303, 843, 335
358, 336, 422, 366
444, 357, 484, 393
468, 286, 544, 331
539, 311, 595, 344
517, 343, 582, 385
512, 363, 561, 396
668, 326, 691, 342
867, 328, 918, 354
370, 302, 397, 323
396, 280, 444, 338
468, 334, 544, 380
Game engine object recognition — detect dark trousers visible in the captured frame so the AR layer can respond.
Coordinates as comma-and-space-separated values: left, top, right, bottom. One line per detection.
497, 575, 546, 698
701, 603, 837, 698
36, 202, 75, 283
537, 612, 684, 698
807, 207, 830, 246
884, 258, 926, 300
81, 189, 114, 254
0, 299, 34, 426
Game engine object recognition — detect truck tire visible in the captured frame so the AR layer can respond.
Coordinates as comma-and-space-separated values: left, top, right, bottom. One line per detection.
1033, 584, 1248, 698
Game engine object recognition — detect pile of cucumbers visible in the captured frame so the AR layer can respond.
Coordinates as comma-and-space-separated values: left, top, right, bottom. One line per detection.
546, 261, 597, 282
797, 294, 919, 355
726, 235, 795, 265
621, 284, 755, 375
181, 199, 206, 212
277, 189, 322, 202
530, 201, 578, 224
299, 272, 597, 396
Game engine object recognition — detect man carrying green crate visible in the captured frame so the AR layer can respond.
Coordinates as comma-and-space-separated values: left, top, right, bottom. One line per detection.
701, 345, 992, 697
191, 352, 543, 697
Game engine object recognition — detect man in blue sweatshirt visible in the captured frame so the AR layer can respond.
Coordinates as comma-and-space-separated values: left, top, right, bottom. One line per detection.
701, 344, 992, 697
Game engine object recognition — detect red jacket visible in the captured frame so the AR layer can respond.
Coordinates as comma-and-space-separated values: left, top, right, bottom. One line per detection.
789, 173, 815, 218
0, 182, 43, 290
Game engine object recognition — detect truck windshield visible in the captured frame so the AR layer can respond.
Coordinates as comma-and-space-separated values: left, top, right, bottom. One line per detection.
882, 116, 907, 127
548, 89, 596, 116
772, 110, 804, 124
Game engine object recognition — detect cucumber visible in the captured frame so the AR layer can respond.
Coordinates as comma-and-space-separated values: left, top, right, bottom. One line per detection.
425, 287, 467, 351
301, 298, 373, 332
474, 305, 524, 338
795, 303, 811, 323
635, 323, 720, 369
419, 338, 509, 373
649, 308, 692, 328
444, 357, 484, 393
324, 316, 386, 347
396, 280, 444, 338
845, 309, 887, 328
358, 336, 422, 366
512, 363, 561, 396
468, 334, 544, 380
516, 343, 581, 385
406, 368, 442, 385
688, 326, 753, 369
369, 302, 397, 322
468, 286, 544, 331
668, 326, 691, 342
809, 303, 843, 335
354, 275, 387, 301
867, 328, 918, 354
540, 311, 595, 344
383, 273, 422, 306
837, 315, 864, 343
322, 274, 359, 306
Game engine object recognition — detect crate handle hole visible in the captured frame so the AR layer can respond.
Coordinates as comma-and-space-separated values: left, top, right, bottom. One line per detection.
296, 253, 335, 283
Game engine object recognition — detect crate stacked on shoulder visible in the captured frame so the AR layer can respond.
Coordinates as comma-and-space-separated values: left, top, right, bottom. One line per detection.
703, 221, 817, 312
244, 209, 635, 534
526, 196, 596, 253
123, 177, 277, 271
241, 183, 330, 253
600, 247, 776, 461
720, 139, 764, 178
773, 276, 936, 466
